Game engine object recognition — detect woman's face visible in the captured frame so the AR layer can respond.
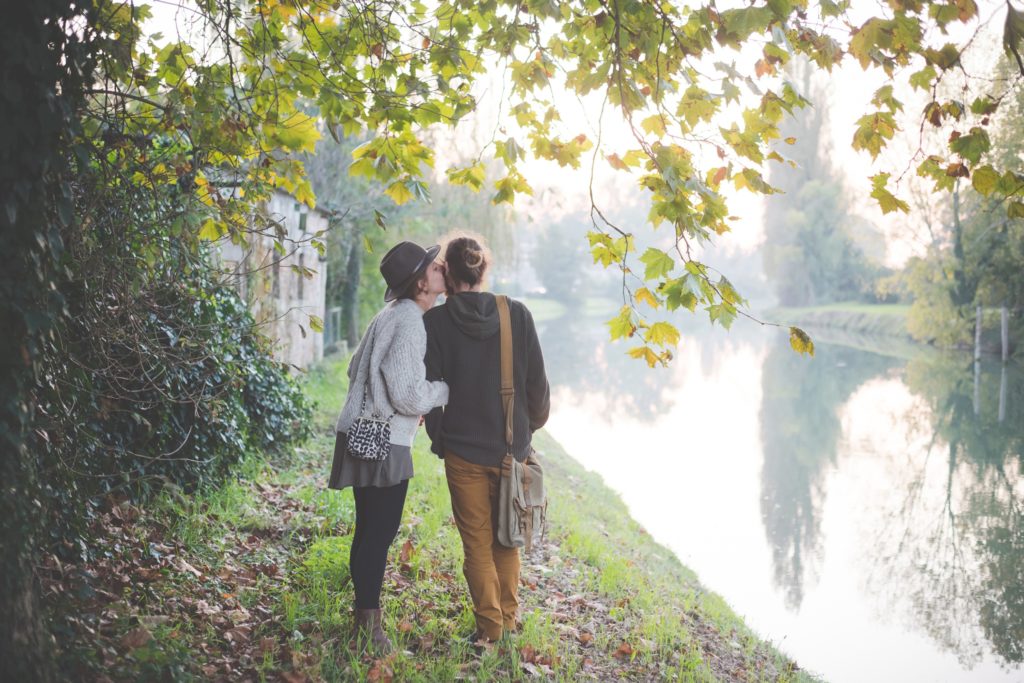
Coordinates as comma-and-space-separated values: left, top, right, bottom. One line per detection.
423, 260, 447, 296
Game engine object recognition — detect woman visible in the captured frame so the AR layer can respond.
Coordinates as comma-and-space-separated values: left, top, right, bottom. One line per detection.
328, 240, 449, 654
423, 234, 550, 643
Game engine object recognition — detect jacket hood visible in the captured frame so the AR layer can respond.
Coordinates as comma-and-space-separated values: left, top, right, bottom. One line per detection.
446, 291, 499, 339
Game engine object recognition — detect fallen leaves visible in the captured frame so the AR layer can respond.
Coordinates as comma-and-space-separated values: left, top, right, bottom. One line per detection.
119, 626, 152, 650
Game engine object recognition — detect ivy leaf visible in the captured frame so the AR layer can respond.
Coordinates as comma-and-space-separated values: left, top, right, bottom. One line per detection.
789, 326, 815, 356
639, 248, 674, 280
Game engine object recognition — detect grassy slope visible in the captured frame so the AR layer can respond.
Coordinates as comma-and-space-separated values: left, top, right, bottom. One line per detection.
47, 354, 818, 682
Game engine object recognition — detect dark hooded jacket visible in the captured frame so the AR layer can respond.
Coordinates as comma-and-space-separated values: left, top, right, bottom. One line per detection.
423, 292, 550, 466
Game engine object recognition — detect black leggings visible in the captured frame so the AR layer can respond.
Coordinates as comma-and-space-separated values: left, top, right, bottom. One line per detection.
350, 480, 409, 609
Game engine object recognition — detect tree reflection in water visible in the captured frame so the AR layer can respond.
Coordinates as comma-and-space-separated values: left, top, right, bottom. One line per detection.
534, 311, 677, 421
866, 356, 1024, 668
759, 336, 896, 609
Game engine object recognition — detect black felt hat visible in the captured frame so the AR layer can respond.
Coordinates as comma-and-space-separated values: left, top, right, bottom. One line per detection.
380, 241, 441, 302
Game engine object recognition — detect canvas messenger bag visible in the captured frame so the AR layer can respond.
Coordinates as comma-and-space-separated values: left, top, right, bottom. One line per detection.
494, 295, 547, 553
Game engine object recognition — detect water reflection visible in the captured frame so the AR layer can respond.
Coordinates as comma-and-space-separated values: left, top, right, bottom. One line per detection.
758, 338, 897, 609
863, 355, 1024, 668
535, 312, 676, 421
535, 306, 1024, 679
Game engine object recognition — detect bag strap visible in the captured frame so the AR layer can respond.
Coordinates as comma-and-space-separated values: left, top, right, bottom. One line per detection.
495, 295, 514, 458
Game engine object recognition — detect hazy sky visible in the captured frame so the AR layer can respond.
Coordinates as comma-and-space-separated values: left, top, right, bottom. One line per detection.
144, 1, 1010, 267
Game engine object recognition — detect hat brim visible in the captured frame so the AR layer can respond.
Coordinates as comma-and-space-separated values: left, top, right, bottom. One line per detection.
383, 244, 441, 301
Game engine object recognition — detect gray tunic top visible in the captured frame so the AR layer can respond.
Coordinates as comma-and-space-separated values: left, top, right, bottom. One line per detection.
328, 432, 413, 490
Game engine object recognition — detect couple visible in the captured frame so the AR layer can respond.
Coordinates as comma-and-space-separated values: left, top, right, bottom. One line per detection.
327, 234, 550, 654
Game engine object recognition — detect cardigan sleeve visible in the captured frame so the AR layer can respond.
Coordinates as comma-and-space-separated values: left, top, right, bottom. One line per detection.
380, 312, 449, 416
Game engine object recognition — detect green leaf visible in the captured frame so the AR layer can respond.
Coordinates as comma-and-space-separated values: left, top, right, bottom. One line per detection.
852, 112, 897, 159
949, 127, 990, 164
971, 165, 999, 196
447, 162, 486, 191
1004, 3, 1024, 75
639, 248, 674, 280
789, 326, 815, 356
1009, 201, 1024, 219
870, 173, 910, 214
309, 315, 324, 333
909, 65, 937, 91
264, 112, 320, 153
607, 306, 635, 340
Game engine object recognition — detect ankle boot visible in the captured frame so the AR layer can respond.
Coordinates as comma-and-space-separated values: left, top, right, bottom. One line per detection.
353, 607, 393, 655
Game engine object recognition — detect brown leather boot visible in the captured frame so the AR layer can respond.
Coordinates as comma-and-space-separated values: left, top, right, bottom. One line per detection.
353, 608, 393, 655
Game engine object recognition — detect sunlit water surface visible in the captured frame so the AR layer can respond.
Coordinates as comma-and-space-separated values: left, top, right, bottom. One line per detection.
535, 312, 1023, 683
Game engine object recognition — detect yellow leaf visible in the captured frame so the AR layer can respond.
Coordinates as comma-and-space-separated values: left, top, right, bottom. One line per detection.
634, 287, 660, 309
198, 218, 226, 241
628, 345, 660, 367
789, 326, 815, 356
384, 181, 415, 205
640, 114, 667, 137
646, 321, 680, 347
264, 112, 320, 153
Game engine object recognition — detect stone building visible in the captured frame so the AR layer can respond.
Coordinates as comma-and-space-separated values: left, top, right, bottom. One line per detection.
217, 189, 331, 370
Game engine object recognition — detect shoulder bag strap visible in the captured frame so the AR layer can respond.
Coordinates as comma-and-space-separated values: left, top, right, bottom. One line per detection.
495, 295, 514, 458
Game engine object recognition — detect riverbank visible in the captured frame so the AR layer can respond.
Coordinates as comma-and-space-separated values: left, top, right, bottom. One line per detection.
44, 354, 815, 682
771, 303, 911, 340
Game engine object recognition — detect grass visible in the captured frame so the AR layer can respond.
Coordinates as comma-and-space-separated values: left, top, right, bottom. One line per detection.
48, 353, 819, 683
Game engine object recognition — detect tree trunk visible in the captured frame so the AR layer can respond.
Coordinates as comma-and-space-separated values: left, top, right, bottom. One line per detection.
1, 2, 96, 679
341, 237, 362, 349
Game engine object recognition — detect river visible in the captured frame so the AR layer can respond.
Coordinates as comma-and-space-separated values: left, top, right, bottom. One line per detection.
533, 304, 1024, 682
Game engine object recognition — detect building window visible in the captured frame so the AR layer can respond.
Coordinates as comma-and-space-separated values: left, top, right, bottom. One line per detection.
298, 211, 307, 234
272, 257, 280, 298
297, 253, 305, 301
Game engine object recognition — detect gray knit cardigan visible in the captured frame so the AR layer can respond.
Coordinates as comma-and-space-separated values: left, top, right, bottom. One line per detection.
335, 298, 449, 447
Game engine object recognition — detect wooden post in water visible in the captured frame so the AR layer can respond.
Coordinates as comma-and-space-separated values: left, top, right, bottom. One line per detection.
974, 305, 982, 415
1002, 303, 1009, 362
999, 363, 1007, 424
